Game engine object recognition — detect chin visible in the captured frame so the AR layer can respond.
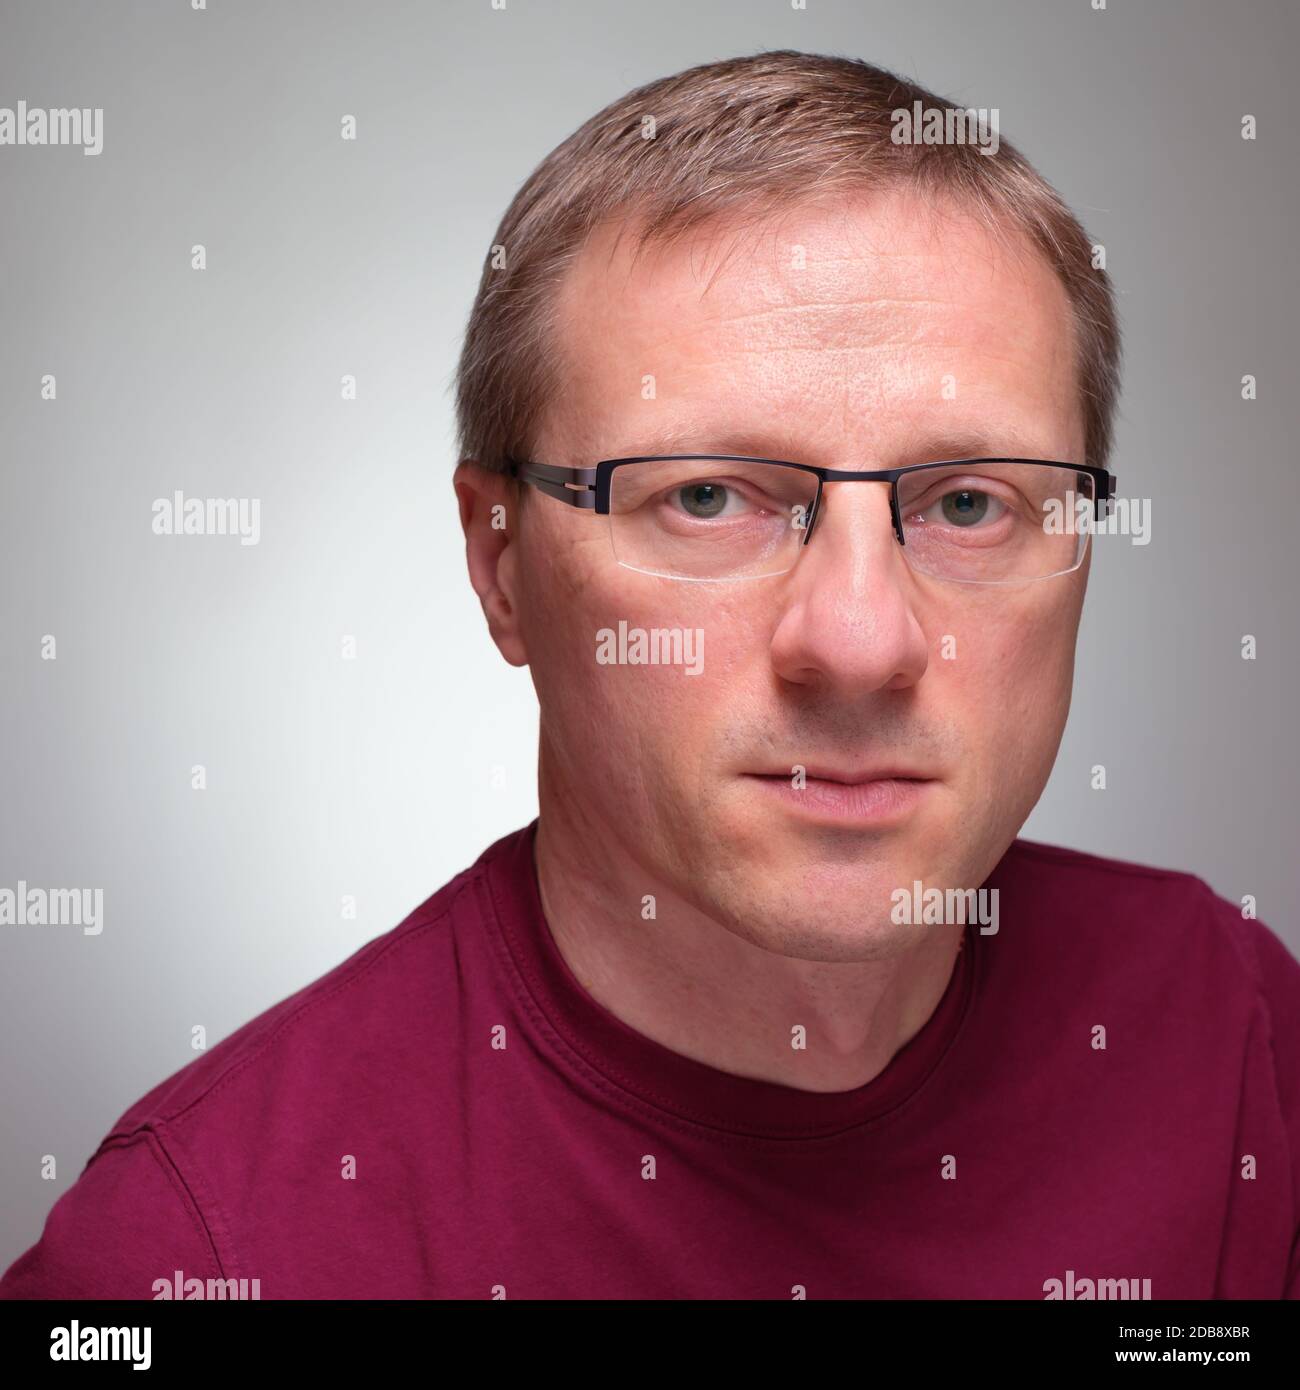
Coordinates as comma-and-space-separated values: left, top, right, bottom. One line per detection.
658, 785, 974, 952
678, 846, 947, 964
724, 894, 930, 964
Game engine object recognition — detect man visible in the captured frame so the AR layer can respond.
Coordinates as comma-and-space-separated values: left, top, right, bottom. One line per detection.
4, 49, 1297, 1300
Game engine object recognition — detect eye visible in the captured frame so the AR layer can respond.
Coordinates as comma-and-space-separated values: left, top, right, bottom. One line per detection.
941, 489, 994, 526
677, 482, 731, 518
910, 487, 1009, 529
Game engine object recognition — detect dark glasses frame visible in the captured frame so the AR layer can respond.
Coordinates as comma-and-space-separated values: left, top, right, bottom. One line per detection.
506, 454, 1117, 547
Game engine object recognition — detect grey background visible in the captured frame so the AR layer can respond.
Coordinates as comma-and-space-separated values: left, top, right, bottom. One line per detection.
1, 0, 1296, 1267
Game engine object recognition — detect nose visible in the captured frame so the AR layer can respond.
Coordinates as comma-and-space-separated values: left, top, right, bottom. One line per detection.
768, 480, 930, 694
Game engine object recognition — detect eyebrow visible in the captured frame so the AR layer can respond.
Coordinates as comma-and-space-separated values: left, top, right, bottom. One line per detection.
596, 426, 1064, 466
903, 431, 1062, 463
602, 427, 799, 460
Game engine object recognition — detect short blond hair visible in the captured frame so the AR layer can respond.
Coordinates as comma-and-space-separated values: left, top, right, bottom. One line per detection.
455, 49, 1121, 472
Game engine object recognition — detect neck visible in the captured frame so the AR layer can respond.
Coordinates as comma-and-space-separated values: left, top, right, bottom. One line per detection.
532, 748, 963, 1094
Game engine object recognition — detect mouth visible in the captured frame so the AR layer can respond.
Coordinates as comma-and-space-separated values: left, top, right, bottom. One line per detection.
743, 768, 937, 828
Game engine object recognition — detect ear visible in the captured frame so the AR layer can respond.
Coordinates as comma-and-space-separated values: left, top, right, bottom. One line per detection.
454, 460, 529, 668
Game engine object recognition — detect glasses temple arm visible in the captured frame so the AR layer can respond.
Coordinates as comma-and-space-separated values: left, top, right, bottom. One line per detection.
507, 459, 598, 509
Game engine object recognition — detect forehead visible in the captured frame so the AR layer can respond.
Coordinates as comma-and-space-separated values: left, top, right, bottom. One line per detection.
543, 187, 1083, 465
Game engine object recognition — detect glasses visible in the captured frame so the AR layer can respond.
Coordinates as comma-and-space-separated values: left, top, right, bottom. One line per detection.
506, 454, 1116, 585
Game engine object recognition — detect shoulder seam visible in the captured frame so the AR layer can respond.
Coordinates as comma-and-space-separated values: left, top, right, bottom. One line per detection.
108, 877, 477, 1137
165, 890, 466, 1128
1007, 841, 1265, 992
1007, 838, 1210, 886
87, 1128, 229, 1282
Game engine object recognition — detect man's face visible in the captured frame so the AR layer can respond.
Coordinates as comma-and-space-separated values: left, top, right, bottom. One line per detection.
491, 188, 1087, 962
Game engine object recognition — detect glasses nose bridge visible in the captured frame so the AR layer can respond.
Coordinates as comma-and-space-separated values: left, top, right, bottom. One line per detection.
803, 470, 904, 548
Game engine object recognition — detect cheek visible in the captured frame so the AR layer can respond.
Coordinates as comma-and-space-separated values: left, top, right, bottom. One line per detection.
949, 581, 1083, 777
519, 526, 743, 799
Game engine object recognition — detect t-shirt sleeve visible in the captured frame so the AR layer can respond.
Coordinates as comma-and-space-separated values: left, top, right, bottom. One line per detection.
1249, 919, 1300, 1299
0, 1131, 222, 1300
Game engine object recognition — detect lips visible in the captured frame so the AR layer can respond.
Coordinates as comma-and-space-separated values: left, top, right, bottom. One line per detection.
749, 767, 935, 785
744, 767, 937, 827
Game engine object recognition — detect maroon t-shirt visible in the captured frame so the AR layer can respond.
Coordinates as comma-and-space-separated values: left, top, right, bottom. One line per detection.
3, 822, 1298, 1299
